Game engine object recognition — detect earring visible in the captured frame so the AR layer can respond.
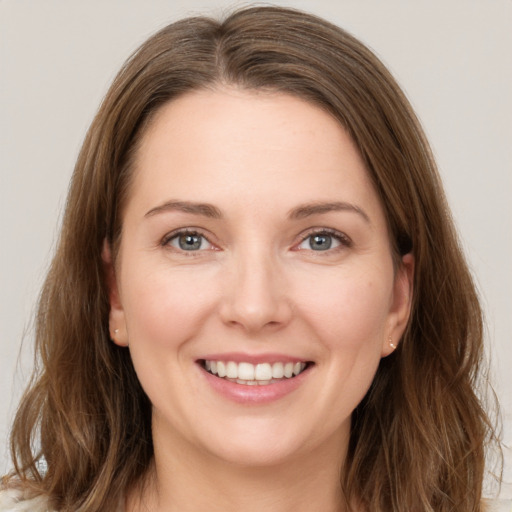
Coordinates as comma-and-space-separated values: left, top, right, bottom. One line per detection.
114, 329, 119, 334
388, 336, 396, 349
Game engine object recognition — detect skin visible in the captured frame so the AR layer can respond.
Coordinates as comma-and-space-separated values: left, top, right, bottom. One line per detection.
103, 88, 414, 512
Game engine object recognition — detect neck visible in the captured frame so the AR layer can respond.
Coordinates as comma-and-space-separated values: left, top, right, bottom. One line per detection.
127, 426, 349, 512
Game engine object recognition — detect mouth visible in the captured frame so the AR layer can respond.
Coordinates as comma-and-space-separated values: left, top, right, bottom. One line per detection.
199, 359, 312, 386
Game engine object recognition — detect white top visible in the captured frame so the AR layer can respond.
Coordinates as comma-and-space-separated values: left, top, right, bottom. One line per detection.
485, 499, 512, 512
0, 488, 123, 511
0, 488, 510, 511
0, 489, 49, 512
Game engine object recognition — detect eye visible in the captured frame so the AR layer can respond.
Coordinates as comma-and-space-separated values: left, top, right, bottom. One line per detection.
296, 230, 351, 252
165, 231, 213, 252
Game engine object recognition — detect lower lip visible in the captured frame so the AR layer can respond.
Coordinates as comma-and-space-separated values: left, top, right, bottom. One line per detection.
199, 364, 312, 404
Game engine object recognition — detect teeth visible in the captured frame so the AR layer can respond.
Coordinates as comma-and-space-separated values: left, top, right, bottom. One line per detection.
272, 362, 284, 379
203, 360, 307, 384
238, 362, 255, 380
255, 363, 272, 380
217, 361, 226, 378
236, 379, 258, 386
226, 361, 237, 379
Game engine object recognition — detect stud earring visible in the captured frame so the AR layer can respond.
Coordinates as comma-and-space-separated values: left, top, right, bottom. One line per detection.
388, 336, 396, 349
114, 329, 119, 334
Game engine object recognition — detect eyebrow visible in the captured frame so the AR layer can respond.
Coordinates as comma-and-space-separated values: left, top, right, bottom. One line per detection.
144, 199, 370, 224
144, 200, 222, 219
288, 201, 371, 223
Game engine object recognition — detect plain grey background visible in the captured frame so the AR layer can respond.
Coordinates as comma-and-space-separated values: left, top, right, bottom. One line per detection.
1, 0, 511, 497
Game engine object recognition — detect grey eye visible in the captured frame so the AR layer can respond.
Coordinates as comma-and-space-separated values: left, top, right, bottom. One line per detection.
169, 232, 209, 251
297, 231, 346, 252
308, 234, 333, 251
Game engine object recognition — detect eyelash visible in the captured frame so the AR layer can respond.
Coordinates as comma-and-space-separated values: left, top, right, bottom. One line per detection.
161, 227, 352, 254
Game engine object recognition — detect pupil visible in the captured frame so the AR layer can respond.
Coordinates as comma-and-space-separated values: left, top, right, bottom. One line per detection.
179, 234, 201, 250
310, 234, 332, 250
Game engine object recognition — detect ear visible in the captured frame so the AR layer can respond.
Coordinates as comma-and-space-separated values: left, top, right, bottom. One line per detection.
102, 239, 129, 347
381, 252, 414, 357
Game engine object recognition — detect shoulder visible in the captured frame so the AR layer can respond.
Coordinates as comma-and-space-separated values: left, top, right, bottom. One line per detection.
0, 487, 52, 512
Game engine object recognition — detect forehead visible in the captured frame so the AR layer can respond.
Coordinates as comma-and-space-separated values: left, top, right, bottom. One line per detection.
127, 88, 385, 225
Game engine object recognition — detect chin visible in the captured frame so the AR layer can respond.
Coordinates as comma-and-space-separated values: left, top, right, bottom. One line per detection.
207, 436, 303, 469
193, 416, 339, 469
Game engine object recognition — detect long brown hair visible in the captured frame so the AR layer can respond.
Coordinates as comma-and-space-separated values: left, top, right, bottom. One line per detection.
5, 6, 499, 511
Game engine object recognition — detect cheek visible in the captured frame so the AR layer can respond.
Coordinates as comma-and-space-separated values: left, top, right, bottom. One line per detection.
293, 265, 393, 349
118, 265, 218, 413
120, 264, 217, 351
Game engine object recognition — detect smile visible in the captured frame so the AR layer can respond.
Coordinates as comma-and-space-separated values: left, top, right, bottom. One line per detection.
201, 360, 309, 386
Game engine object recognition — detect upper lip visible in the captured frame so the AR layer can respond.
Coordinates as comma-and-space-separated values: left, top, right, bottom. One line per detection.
197, 352, 311, 364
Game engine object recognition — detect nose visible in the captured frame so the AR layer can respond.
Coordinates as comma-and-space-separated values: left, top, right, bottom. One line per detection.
219, 247, 293, 333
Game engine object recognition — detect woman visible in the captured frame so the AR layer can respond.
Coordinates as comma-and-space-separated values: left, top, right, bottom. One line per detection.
0, 6, 503, 511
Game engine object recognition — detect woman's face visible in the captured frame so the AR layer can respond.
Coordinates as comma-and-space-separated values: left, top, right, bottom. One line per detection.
106, 88, 413, 468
